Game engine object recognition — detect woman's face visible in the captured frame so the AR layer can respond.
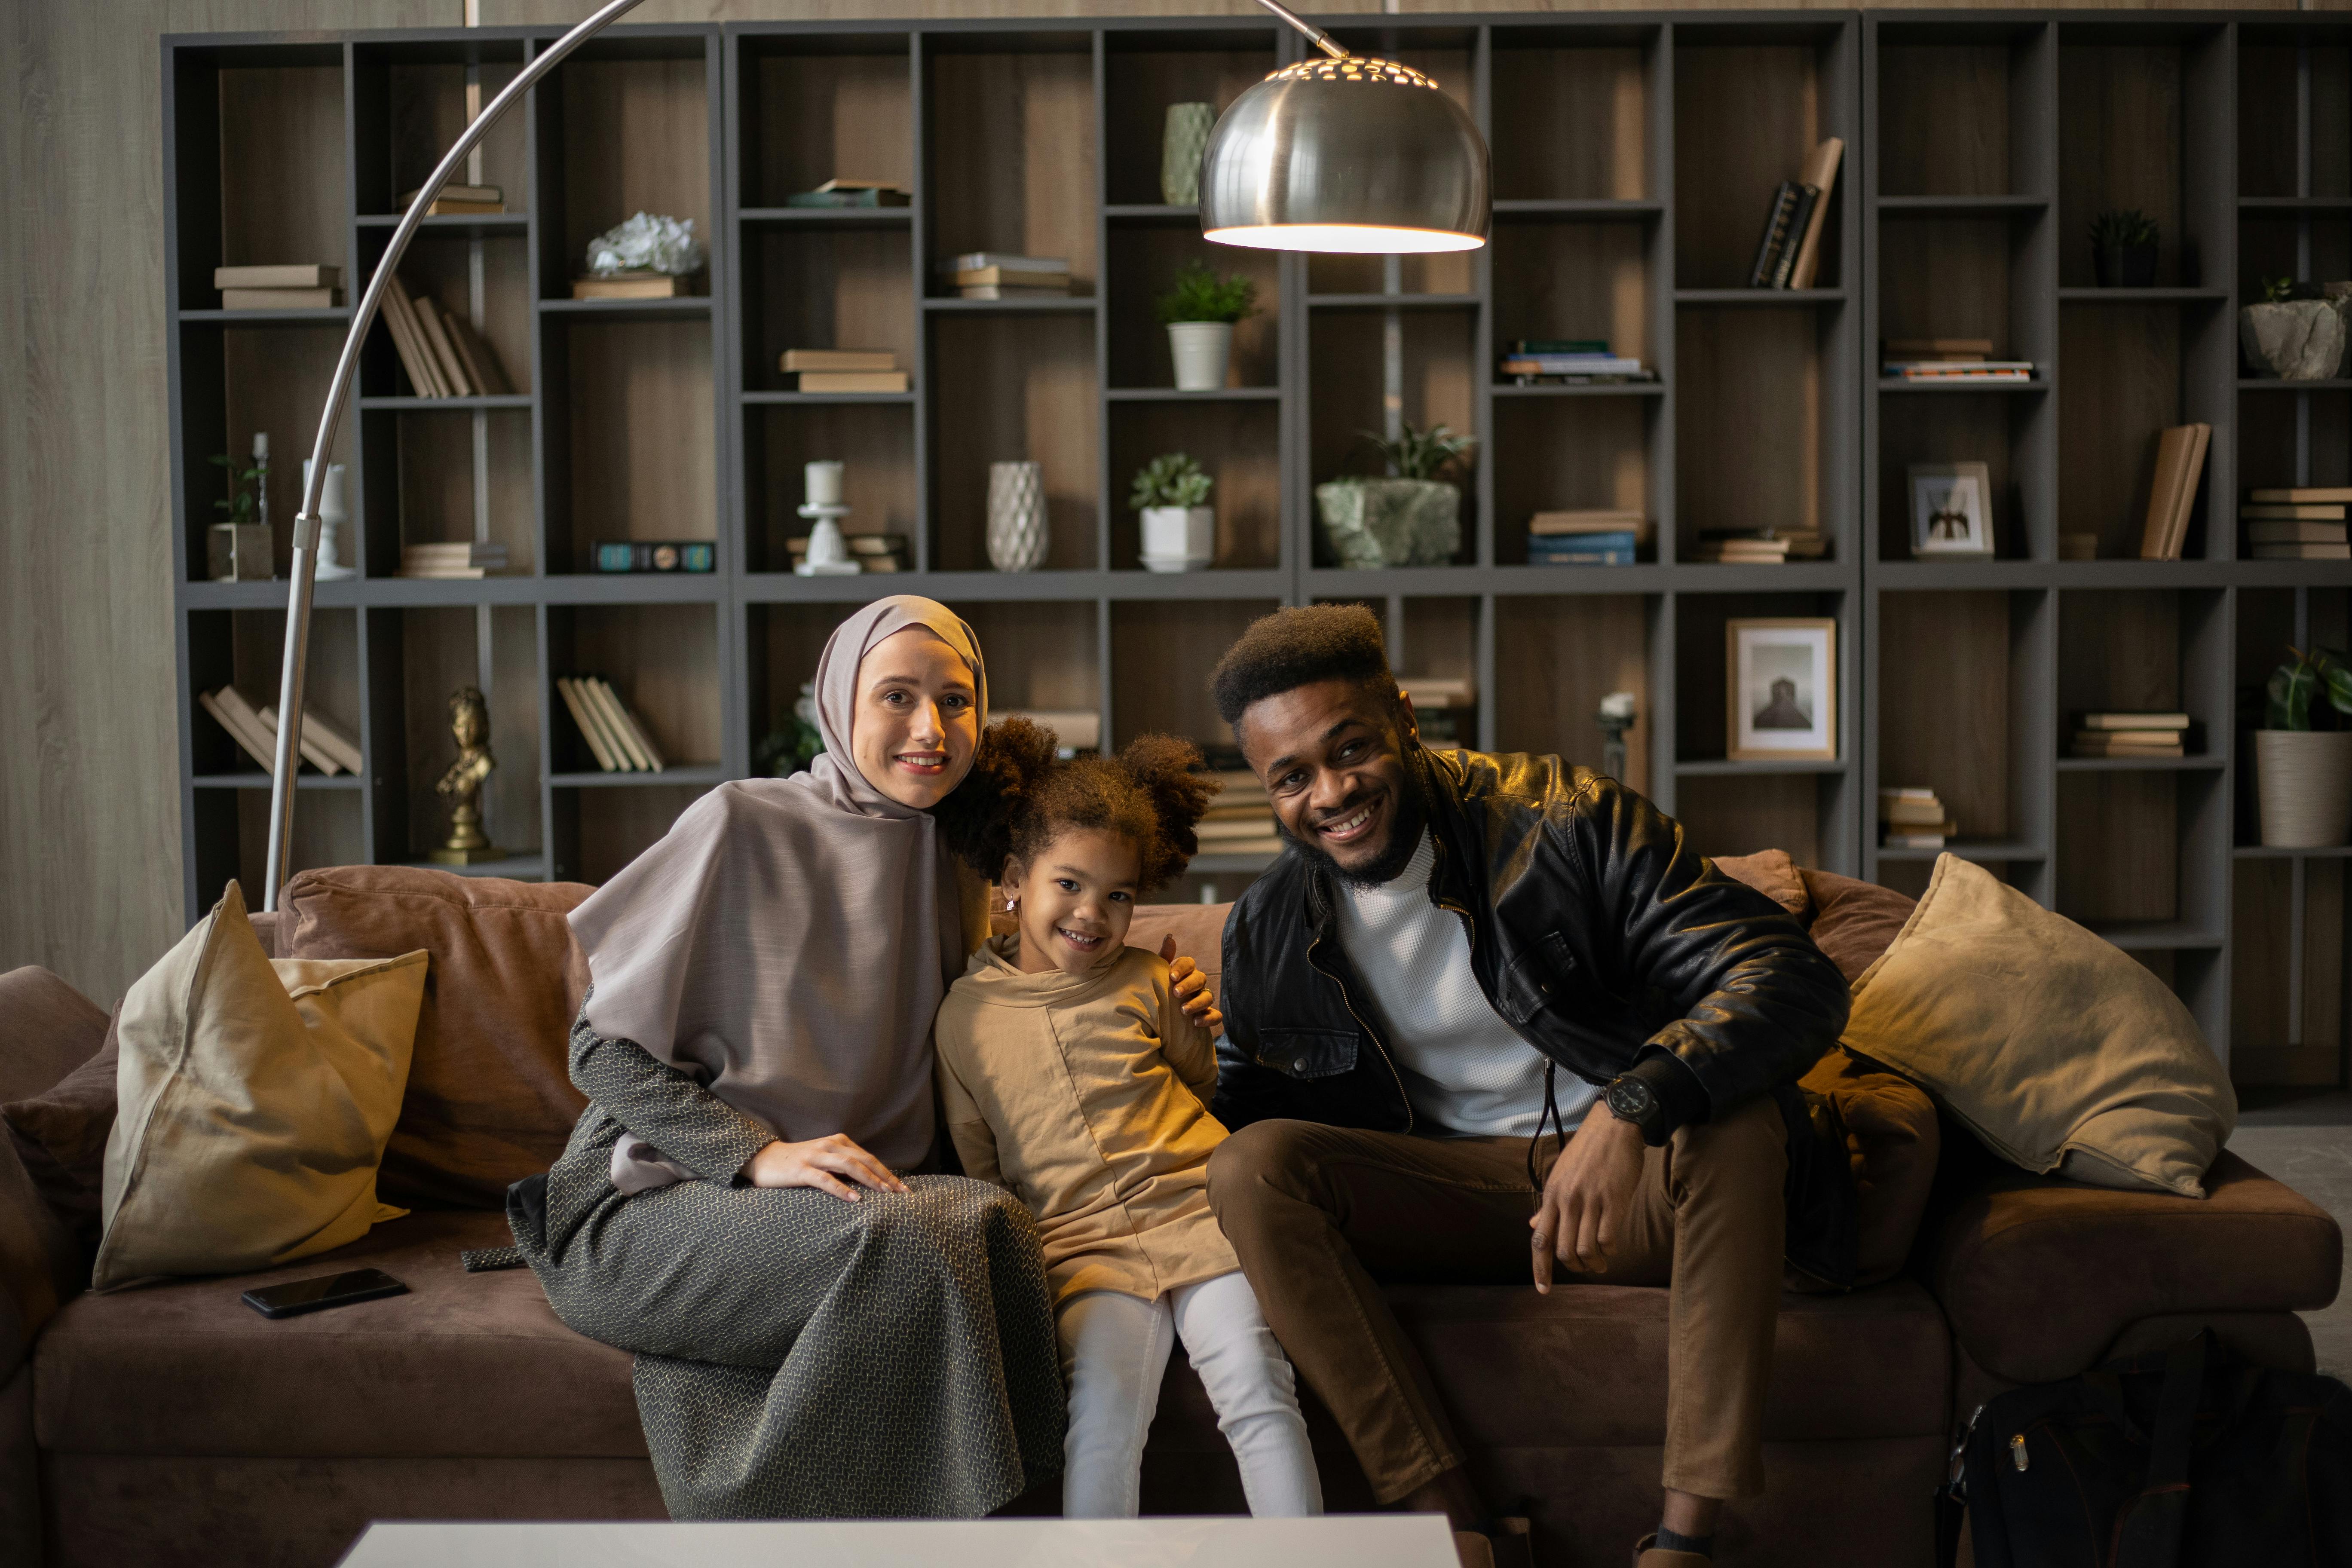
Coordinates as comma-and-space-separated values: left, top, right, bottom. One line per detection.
850, 627, 980, 809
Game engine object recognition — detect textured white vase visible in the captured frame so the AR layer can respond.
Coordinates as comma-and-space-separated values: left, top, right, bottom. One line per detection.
1168, 322, 1233, 392
986, 461, 1049, 572
1161, 102, 1216, 206
2255, 729, 2352, 847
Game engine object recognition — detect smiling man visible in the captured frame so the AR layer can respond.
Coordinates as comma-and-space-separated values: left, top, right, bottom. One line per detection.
1201, 606, 1854, 1568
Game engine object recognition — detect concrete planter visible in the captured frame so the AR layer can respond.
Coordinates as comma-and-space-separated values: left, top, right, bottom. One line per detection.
2239, 300, 2349, 381
1314, 478, 1461, 568
2255, 729, 2352, 847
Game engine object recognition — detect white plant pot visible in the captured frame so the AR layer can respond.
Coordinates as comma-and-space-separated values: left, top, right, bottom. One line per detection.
2255, 729, 2352, 847
1167, 322, 1233, 392
1140, 505, 1214, 566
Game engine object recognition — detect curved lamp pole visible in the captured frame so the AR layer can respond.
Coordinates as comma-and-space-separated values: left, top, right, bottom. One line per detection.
262, 0, 648, 911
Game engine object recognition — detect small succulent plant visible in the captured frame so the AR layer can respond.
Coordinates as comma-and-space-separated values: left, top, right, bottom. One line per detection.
1155, 263, 1260, 325
2089, 208, 2159, 251
1130, 452, 1212, 510
1360, 422, 1476, 482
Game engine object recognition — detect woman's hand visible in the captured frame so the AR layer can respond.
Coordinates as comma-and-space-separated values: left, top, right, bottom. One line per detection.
742, 1134, 909, 1202
1162, 934, 1224, 1036
1529, 1112, 1647, 1292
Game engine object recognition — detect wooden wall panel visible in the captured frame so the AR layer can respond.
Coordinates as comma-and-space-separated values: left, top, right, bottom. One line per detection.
219, 66, 346, 273
565, 320, 719, 560
1491, 46, 1649, 202
751, 50, 911, 207
1491, 595, 1652, 796
1875, 591, 2013, 839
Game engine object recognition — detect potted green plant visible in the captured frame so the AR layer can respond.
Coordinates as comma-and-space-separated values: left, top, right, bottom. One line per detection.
1130, 452, 1215, 571
1314, 423, 1477, 569
2257, 645, 2352, 847
2089, 208, 2159, 288
1155, 263, 1259, 391
2240, 275, 2349, 381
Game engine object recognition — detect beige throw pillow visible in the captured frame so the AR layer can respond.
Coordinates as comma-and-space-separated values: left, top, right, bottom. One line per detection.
1843, 855, 2235, 1199
95, 881, 426, 1290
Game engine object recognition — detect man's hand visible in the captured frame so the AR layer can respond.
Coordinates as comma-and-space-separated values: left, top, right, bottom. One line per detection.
743, 1134, 909, 1202
1529, 1111, 1647, 1292
1163, 934, 1225, 1036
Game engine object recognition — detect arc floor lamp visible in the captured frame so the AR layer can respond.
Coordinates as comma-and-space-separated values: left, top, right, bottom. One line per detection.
260, 0, 1489, 910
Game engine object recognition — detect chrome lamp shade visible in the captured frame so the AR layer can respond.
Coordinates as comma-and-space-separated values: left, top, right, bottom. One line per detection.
1200, 55, 1489, 254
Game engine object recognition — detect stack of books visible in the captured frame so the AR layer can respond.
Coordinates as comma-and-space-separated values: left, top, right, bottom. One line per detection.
779, 348, 908, 394
1528, 510, 1649, 566
381, 276, 511, 398
2137, 423, 2213, 561
943, 253, 1070, 300
2073, 712, 2190, 760
786, 178, 910, 208
1881, 338, 2035, 382
571, 271, 698, 300
787, 533, 910, 573
1399, 676, 1474, 745
1880, 787, 1954, 850
401, 541, 508, 579
1746, 138, 1844, 291
1690, 529, 1825, 564
200, 685, 362, 776
556, 676, 668, 773
397, 182, 503, 215
999, 709, 1102, 756
215, 263, 341, 309
2244, 488, 2352, 560
1497, 340, 1655, 386
1193, 769, 1283, 858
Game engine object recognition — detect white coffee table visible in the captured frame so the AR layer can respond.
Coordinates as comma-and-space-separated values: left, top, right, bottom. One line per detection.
337, 1515, 1458, 1568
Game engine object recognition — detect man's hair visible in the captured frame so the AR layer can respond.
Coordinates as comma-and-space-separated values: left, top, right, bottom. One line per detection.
1210, 603, 1396, 730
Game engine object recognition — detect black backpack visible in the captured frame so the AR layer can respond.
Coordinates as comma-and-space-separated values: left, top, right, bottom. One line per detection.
1937, 1329, 2352, 1568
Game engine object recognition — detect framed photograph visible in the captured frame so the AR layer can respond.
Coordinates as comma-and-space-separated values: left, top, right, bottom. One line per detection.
1908, 461, 1995, 558
1727, 618, 1838, 761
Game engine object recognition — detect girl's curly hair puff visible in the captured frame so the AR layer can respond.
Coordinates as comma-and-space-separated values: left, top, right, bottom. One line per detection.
937, 720, 1219, 893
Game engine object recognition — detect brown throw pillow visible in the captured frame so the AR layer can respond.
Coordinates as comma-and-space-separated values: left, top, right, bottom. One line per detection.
281, 866, 594, 1208
1795, 1046, 1941, 1287
1, 1012, 121, 1267
1711, 850, 1812, 920
0, 966, 110, 1104
1799, 868, 1917, 983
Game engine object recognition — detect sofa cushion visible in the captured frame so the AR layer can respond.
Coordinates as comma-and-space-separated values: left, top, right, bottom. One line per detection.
95, 883, 426, 1292
1712, 850, 1811, 919
280, 867, 594, 1209
1843, 856, 2236, 1197
1797, 1048, 1940, 1287
0, 968, 108, 1106
1798, 870, 1916, 985
34, 1209, 643, 1459
1, 1015, 117, 1266
1926, 1149, 2343, 1386
1129, 903, 1231, 1010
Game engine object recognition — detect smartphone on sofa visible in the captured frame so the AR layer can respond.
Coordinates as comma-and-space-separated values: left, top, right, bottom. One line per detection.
241, 1267, 408, 1319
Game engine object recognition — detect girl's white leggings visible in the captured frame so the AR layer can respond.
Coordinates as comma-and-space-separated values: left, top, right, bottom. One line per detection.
1056, 1269, 1324, 1519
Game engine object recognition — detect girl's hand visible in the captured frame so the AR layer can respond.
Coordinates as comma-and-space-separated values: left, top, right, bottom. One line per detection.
1163, 934, 1225, 1036
742, 1134, 909, 1201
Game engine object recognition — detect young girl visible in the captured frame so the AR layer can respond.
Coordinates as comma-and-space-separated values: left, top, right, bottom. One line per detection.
933, 725, 1323, 1520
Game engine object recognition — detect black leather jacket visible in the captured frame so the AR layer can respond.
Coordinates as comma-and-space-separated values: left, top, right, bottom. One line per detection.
1213, 747, 1860, 1285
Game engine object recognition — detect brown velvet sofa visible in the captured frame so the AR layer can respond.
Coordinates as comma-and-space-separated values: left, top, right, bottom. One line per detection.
0, 863, 2339, 1568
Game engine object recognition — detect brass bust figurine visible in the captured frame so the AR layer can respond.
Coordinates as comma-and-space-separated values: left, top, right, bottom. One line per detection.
430, 686, 501, 865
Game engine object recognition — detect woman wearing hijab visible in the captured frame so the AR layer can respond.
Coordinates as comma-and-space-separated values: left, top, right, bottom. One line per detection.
505, 597, 1069, 1520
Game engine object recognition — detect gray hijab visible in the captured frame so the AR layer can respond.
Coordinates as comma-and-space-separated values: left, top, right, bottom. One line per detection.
570, 596, 989, 1187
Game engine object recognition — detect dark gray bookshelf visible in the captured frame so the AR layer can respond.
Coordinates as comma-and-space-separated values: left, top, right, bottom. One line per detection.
164, 12, 2352, 1081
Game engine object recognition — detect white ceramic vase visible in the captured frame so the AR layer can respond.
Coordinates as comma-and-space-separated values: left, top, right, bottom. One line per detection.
1168, 322, 1233, 392
986, 461, 1049, 572
1161, 102, 1216, 206
2254, 729, 2352, 847
1140, 505, 1214, 569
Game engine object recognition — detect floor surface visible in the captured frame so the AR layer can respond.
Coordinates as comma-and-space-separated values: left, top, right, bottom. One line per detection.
2229, 1092, 2352, 1378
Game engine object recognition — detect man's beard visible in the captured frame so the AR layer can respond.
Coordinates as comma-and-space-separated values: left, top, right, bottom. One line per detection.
1276, 751, 1433, 889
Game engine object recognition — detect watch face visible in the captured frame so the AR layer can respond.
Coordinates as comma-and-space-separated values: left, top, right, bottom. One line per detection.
1608, 1077, 1654, 1120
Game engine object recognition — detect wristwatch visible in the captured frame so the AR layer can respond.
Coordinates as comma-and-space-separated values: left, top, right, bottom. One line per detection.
1604, 1072, 1668, 1145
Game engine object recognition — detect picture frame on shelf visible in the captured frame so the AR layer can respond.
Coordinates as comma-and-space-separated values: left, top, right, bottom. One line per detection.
1727, 618, 1837, 763
1908, 462, 1996, 559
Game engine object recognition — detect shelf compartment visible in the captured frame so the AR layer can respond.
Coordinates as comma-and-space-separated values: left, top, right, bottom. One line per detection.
1109, 596, 1281, 756
2057, 33, 2232, 294
1876, 389, 2052, 563
2056, 763, 2229, 959
2057, 302, 2231, 563
1107, 400, 1281, 573
545, 601, 725, 784
1105, 223, 1279, 393
361, 401, 536, 579
928, 311, 1099, 572
351, 41, 528, 222
1308, 307, 1479, 570
543, 44, 715, 306
1874, 24, 2052, 203
962, 598, 1101, 744
737, 32, 912, 211
745, 400, 917, 575
172, 52, 348, 314
1491, 396, 1659, 567
1676, 302, 1848, 559
742, 222, 915, 395
543, 315, 718, 575
555, 782, 722, 885
1492, 216, 1658, 389
368, 603, 541, 867
2237, 40, 2351, 204
1674, 33, 1847, 292
357, 222, 533, 401
1491, 594, 1656, 797
927, 41, 1097, 299
1489, 31, 1658, 204
178, 319, 358, 585
1101, 30, 1281, 209
2232, 851, 2347, 1087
